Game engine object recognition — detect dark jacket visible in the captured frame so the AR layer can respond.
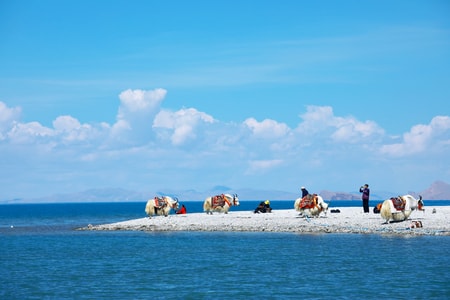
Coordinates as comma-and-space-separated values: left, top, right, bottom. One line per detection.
359, 187, 370, 200
301, 189, 309, 198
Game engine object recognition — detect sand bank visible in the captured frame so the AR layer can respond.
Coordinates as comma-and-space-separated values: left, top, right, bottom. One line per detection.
79, 206, 450, 236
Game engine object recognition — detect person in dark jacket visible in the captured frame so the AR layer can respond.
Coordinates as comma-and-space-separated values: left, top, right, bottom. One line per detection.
301, 187, 311, 200
359, 184, 370, 213
254, 200, 272, 213
373, 202, 382, 214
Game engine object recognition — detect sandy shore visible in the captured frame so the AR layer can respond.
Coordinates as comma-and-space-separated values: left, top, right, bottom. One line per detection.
79, 206, 450, 236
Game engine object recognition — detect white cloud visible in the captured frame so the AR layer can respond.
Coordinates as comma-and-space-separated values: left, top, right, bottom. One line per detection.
244, 118, 290, 138
53, 115, 96, 143
380, 116, 450, 156
118, 88, 166, 113
110, 88, 169, 144
6, 114, 105, 147
331, 118, 383, 142
0, 101, 21, 123
0, 101, 21, 139
153, 107, 215, 145
1, 90, 449, 199
110, 119, 130, 136
297, 105, 335, 133
8, 121, 54, 143
53, 115, 82, 132
297, 105, 384, 142
115, 88, 167, 127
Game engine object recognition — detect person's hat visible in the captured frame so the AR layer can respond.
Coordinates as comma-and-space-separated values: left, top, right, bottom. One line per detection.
265, 200, 270, 205
301, 187, 305, 190
364, 184, 369, 187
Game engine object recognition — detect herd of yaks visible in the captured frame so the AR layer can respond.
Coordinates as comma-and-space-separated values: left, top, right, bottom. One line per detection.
144, 193, 425, 224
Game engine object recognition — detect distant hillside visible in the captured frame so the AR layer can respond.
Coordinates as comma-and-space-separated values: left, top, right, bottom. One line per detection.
319, 191, 360, 201
2, 181, 449, 204
417, 181, 450, 200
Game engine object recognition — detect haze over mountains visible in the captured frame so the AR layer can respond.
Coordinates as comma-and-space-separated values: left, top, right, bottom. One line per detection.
3, 181, 449, 204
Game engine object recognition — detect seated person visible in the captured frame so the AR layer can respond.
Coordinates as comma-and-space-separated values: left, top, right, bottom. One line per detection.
176, 204, 187, 214
254, 200, 272, 213
373, 203, 382, 214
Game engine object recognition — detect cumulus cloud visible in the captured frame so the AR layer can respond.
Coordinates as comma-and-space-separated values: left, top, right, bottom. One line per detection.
112, 88, 168, 143
7, 115, 105, 147
110, 119, 130, 136
0, 101, 21, 123
297, 105, 335, 133
380, 116, 450, 156
53, 115, 96, 143
244, 118, 290, 138
153, 107, 215, 145
116, 88, 167, 126
0, 101, 21, 139
2, 89, 449, 198
118, 88, 166, 113
53, 115, 82, 132
297, 105, 384, 142
8, 121, 54, 143
1, 101, 112, 147
331, 118, 383, 142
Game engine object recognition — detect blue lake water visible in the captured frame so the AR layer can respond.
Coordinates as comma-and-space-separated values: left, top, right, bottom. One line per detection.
1, 200, 449, 299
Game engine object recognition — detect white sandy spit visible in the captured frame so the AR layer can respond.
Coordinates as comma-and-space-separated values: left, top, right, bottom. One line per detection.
79, 206, 450, 236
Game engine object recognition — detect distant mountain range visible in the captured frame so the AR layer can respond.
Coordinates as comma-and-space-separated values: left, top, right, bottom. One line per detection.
2, 181, 450, 204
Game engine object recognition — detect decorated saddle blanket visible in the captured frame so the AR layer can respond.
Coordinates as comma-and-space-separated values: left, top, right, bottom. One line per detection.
300, 194, 318, 209
154, 197, 166, 208
390, 197, 406, 211
212, 194, 229, 208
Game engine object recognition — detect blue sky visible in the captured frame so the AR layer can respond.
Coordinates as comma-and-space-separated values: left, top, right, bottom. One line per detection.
1, 0, 449, 200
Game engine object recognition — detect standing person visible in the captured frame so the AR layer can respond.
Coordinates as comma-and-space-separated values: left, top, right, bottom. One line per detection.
359, 184, 370, 213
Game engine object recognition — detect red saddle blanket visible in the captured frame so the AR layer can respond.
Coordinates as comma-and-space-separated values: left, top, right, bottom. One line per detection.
154, 197, 166, 208
390, 197, 406, 211
299, 195, 317, 209
212, 194, 228, 208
